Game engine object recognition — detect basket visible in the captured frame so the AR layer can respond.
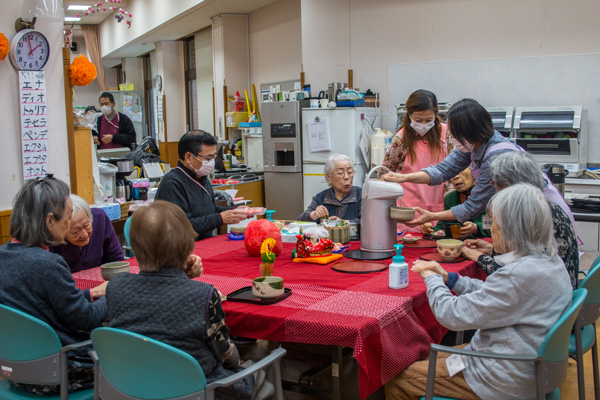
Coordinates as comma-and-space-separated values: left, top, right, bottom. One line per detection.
120, 201, 131, 219
325, 224, 350, 244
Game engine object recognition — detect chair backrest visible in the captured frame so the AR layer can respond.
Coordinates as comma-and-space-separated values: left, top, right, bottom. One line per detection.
538, 288, 587, 362
0, 303, 62, 361
91, 327, 208, 400
579, 255, 600, 311
124, 216, 132, 248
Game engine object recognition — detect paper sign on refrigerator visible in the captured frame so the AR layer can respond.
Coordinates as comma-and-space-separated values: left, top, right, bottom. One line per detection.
306, 118, 331, 152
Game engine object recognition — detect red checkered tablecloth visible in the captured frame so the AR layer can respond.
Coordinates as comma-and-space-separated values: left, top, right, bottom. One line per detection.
73, 235, 486, 399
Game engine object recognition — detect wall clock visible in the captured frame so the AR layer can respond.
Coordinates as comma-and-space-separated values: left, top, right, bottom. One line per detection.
155, 74, 163, 91
9, 29, 50, 71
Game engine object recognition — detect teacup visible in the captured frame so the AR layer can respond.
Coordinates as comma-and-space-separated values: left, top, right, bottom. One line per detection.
101, 261, 130, 281
436, 239, 463, 261
443, 223, 462, 239
252, 276, 284, 298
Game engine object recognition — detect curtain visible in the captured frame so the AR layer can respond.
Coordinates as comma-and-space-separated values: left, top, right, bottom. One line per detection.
81, 25, 107, 91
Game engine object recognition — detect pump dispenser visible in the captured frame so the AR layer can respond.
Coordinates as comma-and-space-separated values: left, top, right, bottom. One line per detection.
389, 244, 409, 289
266, 210, 275, 222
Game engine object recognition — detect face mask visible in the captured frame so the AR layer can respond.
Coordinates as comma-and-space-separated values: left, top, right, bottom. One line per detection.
100, 105, 112, 116
451, 138, 474, 153
191, 156, 215, 177
410, 120, 435, 136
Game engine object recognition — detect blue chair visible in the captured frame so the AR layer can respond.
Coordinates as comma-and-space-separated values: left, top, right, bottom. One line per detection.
420, 288, 588, 400
90, 327, 287, 400
0, 304, 94, 400
571, 254, 600, 400
122, 216, 133, 257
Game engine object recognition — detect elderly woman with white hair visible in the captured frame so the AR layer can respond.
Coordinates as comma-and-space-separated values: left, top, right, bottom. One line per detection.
385, 183, 572, 400
462, 151, 579, 289
298, 153, 361, 223
50, 194, 124, 273
0, 177, 108, 394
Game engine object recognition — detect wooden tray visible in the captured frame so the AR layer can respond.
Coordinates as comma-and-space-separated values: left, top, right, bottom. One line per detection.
420, 252, 466, 263
331, 261, 388, 274
398, 239, 438, 248
226, 287, 292, 305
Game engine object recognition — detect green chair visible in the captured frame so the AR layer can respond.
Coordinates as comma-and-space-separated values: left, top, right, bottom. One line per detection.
90, 327, 287, 400
420, 288, 588, 400
571, 255, 600, 400
122, 216, 133, 257
0, 304, 94, 400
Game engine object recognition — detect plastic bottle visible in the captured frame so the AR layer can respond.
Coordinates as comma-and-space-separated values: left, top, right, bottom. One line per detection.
389, 244, 409, 289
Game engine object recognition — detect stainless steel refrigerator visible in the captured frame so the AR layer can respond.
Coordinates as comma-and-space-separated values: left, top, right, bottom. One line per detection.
301, 108, 378, 209
262, 100, 309, 220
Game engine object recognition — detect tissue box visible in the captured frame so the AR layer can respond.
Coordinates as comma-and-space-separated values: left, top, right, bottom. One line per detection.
92, 203, 121, 221
282, 233, 298, 243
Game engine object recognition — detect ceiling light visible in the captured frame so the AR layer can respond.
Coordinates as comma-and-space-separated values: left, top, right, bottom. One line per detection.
67, 5, 91, 11
64, 16, 82, 22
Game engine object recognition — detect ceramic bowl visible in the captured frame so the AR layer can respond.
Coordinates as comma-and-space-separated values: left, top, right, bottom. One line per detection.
252, 276, 284, 298
389, 206, 415, 222
436, 239, 463, 260
101, 261, 130, 281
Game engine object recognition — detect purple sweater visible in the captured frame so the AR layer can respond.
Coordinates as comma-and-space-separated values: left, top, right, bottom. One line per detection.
50, 208, 124, 273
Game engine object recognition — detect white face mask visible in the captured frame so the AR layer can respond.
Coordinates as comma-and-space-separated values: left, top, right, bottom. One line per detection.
410, 120, 435, 136
451, 138, 474, 153
191, 155, 215, 177
100, 105, 113, 116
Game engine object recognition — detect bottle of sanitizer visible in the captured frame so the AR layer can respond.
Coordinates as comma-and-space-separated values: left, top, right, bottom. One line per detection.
389, 244, 409, 289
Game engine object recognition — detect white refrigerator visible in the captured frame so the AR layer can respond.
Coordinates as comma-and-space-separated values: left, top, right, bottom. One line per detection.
301, 108, 378, 209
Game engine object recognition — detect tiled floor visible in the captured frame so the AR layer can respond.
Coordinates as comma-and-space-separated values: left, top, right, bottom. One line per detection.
272, 252, 600, 400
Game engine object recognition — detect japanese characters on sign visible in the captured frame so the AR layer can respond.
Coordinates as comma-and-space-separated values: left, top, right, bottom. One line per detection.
19, 71, 48, 180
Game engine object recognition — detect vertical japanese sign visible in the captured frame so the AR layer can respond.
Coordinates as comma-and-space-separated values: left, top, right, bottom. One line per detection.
19, 71, 48, 180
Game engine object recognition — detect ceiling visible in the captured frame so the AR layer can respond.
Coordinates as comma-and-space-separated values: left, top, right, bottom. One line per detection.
63, 0, 282, 64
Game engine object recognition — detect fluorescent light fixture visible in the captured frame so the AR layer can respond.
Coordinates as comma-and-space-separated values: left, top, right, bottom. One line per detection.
67, 5, 91, 11
64, 16, 81, 22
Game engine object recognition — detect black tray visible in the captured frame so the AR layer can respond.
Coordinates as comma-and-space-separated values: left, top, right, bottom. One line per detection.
227, 287, 292, 305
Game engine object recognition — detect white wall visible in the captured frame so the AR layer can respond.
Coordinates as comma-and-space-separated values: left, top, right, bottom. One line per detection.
249, 0, 302, 92
301, 0, 600, 132
195, 28, 214, 134
155, 41, 186, 142
0, 2, 69, 210
98, 0, 202, 57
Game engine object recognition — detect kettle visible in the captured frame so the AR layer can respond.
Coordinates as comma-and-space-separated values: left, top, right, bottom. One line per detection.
327, 82, 347, 103
360, 166, 404, 252
543, 164, 569, 197
115, 177, 133, 202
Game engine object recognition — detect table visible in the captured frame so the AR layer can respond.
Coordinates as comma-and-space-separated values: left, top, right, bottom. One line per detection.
73, 235, 486, 399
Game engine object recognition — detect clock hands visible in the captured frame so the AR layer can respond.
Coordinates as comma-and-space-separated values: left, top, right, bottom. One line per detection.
29, 44, 41, 56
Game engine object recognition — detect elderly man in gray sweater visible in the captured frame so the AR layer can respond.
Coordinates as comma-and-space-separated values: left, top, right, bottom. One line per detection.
385, 183, 572, 400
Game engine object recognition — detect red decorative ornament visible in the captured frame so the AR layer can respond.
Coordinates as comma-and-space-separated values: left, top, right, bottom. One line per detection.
244, 219, 283, 257
71, 2, 133, 27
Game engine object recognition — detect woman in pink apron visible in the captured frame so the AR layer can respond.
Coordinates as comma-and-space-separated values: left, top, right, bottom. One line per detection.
382, 90, 452, 232
380, 98, 580, 244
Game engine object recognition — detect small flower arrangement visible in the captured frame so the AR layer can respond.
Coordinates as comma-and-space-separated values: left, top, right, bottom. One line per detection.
0, 33, 9, 60
70, 55, 97, 86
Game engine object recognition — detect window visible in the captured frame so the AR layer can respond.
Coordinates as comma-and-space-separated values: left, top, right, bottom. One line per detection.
184, 36, 198, 131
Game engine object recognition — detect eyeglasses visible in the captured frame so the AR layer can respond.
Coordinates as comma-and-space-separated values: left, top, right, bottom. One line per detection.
333, 168, 355, 178
193, 153, 217, 161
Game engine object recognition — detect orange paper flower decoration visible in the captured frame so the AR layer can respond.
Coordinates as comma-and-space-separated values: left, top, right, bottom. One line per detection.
0, 33, 9, 61
70, 55, 97, 86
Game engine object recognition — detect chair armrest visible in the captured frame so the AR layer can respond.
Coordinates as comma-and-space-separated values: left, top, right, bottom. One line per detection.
60, 339, 92, 354
430, 343, 540, 362
205, 348, 287, 390
58, 340, 92, 400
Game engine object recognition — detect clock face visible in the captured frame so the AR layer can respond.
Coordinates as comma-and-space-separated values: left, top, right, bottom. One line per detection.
10, 29, 50, 71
